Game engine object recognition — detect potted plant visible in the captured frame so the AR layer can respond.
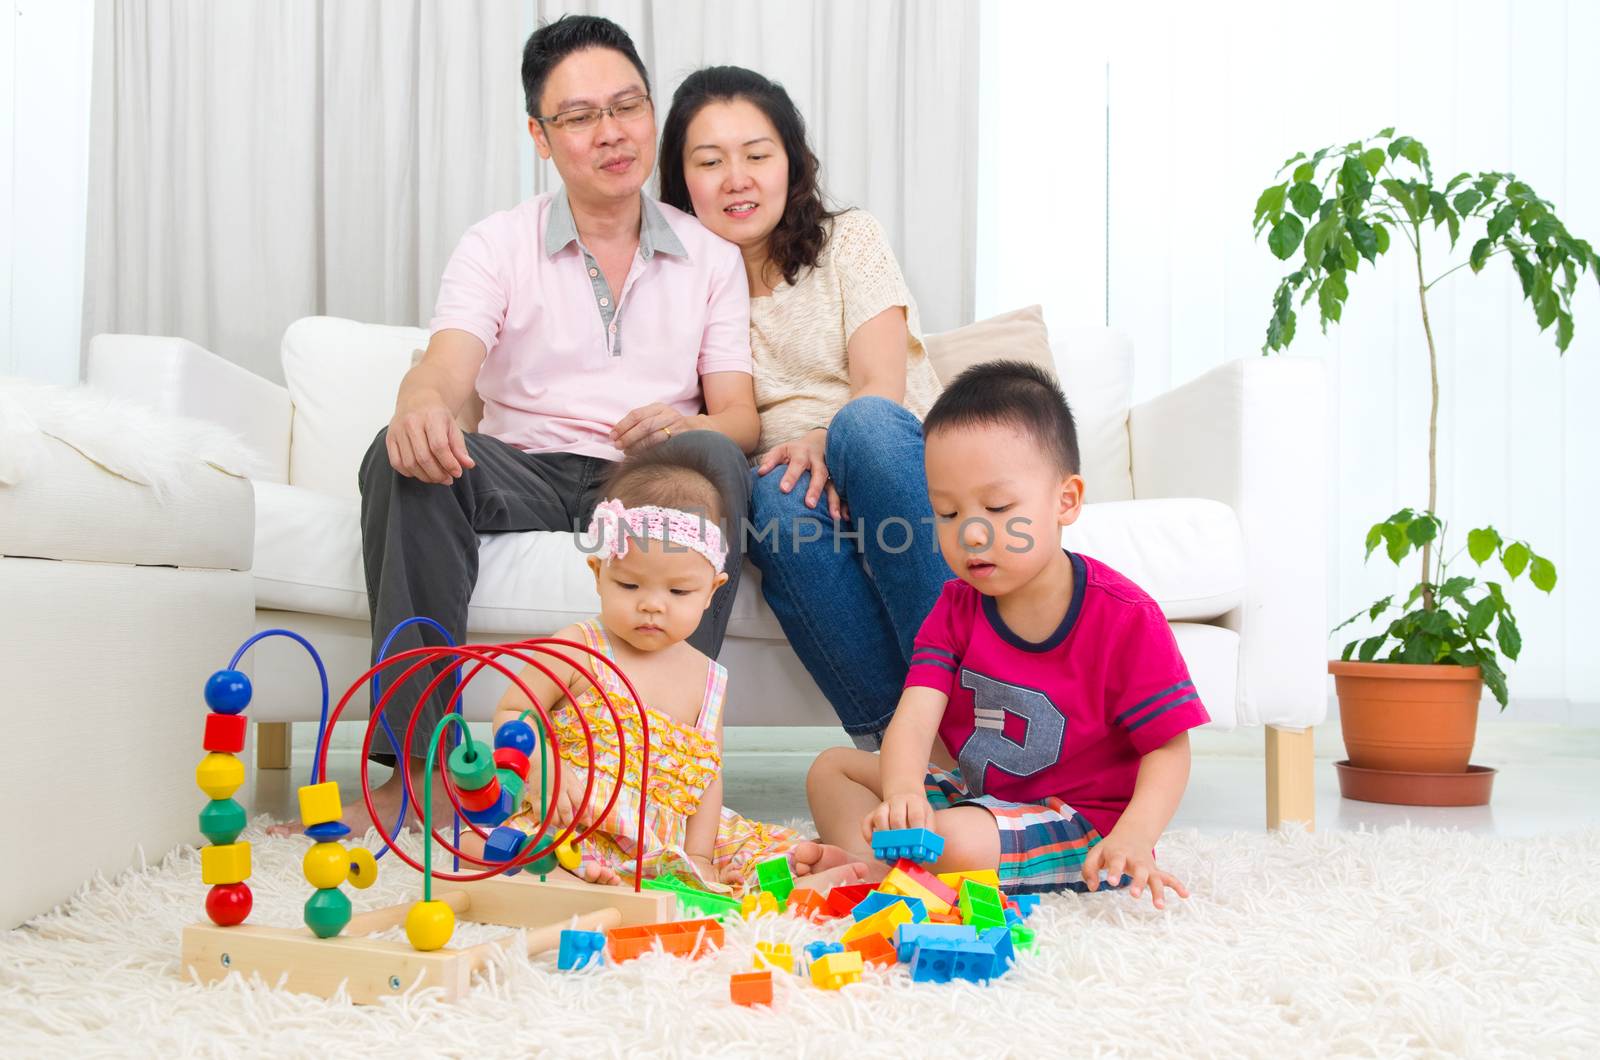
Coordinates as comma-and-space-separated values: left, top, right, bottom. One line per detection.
1252, 130, 1594, 804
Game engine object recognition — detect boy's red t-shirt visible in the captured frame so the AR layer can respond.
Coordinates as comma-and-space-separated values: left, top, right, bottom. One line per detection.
905, 552, 1210, 837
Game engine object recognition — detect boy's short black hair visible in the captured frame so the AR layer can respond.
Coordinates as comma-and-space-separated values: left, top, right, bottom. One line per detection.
922, 360, 1080, 475
521, 15, 650, 119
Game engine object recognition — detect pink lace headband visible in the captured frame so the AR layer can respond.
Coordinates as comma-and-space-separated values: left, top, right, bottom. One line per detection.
585, 498, 728, 574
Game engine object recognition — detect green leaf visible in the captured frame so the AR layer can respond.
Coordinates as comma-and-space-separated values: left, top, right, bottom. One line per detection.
1382, 519, 1408, 564
1477, 650, 1509, 708
1368, 595, 1394, 621
1510, 248, 1536, 297
1406, 515, 1438, 547
1292, 161, 1316, 184
1398, 634, 1438, 664
1440, 575, 1474, 603
1254, 183, 1288, 230
1466, 597, 1497, 638
1358, 635, 1387, 662
1289, 181, 1321, 218
1534, 268, 1559, 329
1556, 311, 1574, 351
1319, 269, 1349, 329
1529, 555, 1558, 592
1416, 609, 1455, 636
1268, 214, 1305, 260
1374, 224, 1391, 254
1501, 541, 1529, 579
1497, 615, 1522, 661
1341, 639, 1358, 661
1467, 527, 1501, 564
1487, 204, 1518, 240
1364, 523, 1385, 559
1377, 127, 1396, 139
1470, 237, 1494, 272
1453, 188, 1482, 214
1338, 234, 1360, 271
1360, 148, 1386, 177
1304, 214, 1339, 272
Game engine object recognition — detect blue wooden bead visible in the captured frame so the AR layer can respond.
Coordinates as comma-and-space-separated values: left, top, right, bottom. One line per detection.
204, 669, 253, 715
305, 820, 352, 841
494, 719, 537, 757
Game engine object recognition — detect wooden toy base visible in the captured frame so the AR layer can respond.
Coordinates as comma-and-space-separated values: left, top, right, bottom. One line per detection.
182, 874, 673, 1003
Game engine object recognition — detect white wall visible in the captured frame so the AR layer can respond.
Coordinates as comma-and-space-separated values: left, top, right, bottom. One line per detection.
977, 0, 1600, 715
0, 0, 95, 384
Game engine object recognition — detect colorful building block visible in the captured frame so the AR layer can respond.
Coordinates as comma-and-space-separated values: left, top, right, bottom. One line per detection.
845, 932, 897, 968
557, 929, 607, 970
871, 827, 945, 864
880, 858, 959, 915
909, 941, 997, 984
927, 909, 964, 925
850, 891, 926, 923
1011, 925, 1036, 951
809, 950, 863, 990
824, 883, 875, 919
1012, 894, 1041, 919
730, 970, 773, 1006
804, 940, 844, 964
755, 941, 795, 974
195, 752, 245, 801
754, 855, 794, 903
936, 868, 1001, 892
840, 900, 912, 945
980, 926, 1016, 974
296, 781, 343, 827
642, 875, 744, 920
605, 918, 724, 962
741, 891, 780, 919
201, 712, 248, 754
895, 923, 978, 963
958, 879, 1007, 930
787, 887, 832, 923
200, 841, 251, 885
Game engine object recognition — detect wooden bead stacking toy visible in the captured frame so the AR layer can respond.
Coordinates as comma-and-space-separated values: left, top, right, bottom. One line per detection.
197, 669, 254, 926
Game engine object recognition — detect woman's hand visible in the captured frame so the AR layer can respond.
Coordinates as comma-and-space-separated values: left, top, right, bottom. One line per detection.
1080, 831, 1189, 910
756, 428, 845, 520
612, 403, 692, 454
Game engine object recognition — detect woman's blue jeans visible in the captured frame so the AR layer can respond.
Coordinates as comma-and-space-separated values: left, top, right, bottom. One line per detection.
746, 397, 952, 742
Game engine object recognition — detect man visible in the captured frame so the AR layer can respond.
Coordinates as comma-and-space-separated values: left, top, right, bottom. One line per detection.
359, 15, 758, 824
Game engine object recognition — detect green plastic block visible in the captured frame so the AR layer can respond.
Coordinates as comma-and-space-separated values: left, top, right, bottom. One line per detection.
1011, 925, 1036, 952
754, 855, 794, 903
643, 874, 742, 920
959, 879, 1006, 929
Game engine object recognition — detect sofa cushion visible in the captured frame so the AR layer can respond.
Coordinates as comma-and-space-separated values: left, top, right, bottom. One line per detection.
252, 485, 1244, 635
924, 305, 1058, 383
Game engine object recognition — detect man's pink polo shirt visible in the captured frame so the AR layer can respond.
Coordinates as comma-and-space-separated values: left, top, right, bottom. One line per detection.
430, 191, 752, 461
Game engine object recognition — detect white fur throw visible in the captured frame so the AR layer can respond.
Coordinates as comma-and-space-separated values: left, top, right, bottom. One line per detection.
0, 378, 260, 499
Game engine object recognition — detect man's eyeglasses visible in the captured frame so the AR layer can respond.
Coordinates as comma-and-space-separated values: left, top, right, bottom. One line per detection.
537, 94, 653, 133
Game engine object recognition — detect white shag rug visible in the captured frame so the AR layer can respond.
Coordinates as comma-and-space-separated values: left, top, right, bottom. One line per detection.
2, 824, 1597, 1059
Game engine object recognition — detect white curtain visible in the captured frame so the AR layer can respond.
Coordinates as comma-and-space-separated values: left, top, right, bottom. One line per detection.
81, 0, 977, 384
977, 0, 1600, 715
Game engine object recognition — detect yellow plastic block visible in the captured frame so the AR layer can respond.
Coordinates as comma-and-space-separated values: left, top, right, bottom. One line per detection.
840, 900, 912, 945
881, 868, 953, 916
297, 781, 343, 828
303, 841, 349, 889
194, 752, 245, 800
809, 949, 863, 990
937, 868, 1001, 891
741, 892, 779, 920
201, 841, 252, 885
754, 941, 795, 974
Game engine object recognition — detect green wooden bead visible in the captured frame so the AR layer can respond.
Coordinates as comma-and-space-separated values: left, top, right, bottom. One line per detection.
496, 768, 525, 810
526, 847, 559, 874
447, 740, 494, 791
304, 886, 352, 938
198, 798, 247, 845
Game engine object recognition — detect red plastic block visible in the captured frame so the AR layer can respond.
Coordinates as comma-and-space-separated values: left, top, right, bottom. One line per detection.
202, 712, 248, 754
730, 970, 773, 1006
606, 918, 725, 962
824, 883, 876, 919
845, 932, 897, 968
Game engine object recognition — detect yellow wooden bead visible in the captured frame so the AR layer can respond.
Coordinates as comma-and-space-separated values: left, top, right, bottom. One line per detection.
405, 899, 455, 951
200, 841, 252, 885
346, 847, 378, 890
297, 781, 343, 828
195, 753, 245, 800
302, 841, 348, 889
555, 838, 581, 872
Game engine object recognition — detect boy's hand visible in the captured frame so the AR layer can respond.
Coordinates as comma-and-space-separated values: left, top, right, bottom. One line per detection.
861, 791, 936, 842
1081, 832, 1189, 910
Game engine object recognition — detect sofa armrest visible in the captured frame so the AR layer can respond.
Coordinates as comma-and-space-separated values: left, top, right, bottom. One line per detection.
1129, 356, 1327, 730
87, 334, 292, 484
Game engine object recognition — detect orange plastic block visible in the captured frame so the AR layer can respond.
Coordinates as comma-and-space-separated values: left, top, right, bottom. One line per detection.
809, 949, 864, 990
605, 918, 724, 962
730, 970, 773, 1006
787, 888, 833, 923
845, 932, 897, 968
928, 909, 964, 925
840, 900, 912, 945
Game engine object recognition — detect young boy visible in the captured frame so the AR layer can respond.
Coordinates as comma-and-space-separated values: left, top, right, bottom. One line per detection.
804, 361, 1206, 907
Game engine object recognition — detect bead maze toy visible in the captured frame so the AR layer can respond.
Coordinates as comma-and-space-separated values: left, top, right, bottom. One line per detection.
182, 625, 677, 1003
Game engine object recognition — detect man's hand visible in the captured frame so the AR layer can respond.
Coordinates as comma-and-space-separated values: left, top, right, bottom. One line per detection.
755, 428, 845, 519
1081, 831, 1189, 910
861, 790, 936, 843
386, 401, 475, 484
612, 403, 691, 455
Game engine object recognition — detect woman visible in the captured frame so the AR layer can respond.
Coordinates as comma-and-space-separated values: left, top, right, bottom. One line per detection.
660, 66, 951, 748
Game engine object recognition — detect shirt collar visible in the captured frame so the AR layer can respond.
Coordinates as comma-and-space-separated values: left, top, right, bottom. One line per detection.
543, 190, 689, 261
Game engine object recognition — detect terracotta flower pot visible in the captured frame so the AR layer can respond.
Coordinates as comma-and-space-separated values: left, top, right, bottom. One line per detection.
1328, 660, 1482, 773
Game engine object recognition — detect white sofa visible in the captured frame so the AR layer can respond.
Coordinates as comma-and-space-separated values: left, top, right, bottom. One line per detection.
87, 315, 1327, 826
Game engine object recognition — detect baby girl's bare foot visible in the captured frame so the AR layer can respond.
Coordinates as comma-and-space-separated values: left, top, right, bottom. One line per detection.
790, 841, 875, 891
793, 861, 872, 892
570, 861, 622, 886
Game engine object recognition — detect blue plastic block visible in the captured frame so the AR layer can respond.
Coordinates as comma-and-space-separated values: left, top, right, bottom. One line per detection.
483, 826, 529, 875
870, 827, 945, 865
461, 786, 517, 828
1012, 894, 1041, 919
850, 891, 926, 923
894, 923, 977, 963
304, 820, 352, 842
557, 929, 606, 971
909, 941, 997, 984
980, 926, 1016, 974
493, 719, 537, 757
1005, 907, 1023, 927
804, 941, 845, 964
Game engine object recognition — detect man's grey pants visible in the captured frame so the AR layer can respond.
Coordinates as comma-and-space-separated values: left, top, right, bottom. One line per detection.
358, 427, 750, 762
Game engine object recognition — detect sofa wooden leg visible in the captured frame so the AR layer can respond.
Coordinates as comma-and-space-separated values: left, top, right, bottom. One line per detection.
257, 722, 291, 771
1265, 725, 1315, 831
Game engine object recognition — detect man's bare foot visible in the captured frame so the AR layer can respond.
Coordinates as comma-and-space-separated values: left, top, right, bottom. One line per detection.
790, 840, 877, 891
265, 763, 454, 838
